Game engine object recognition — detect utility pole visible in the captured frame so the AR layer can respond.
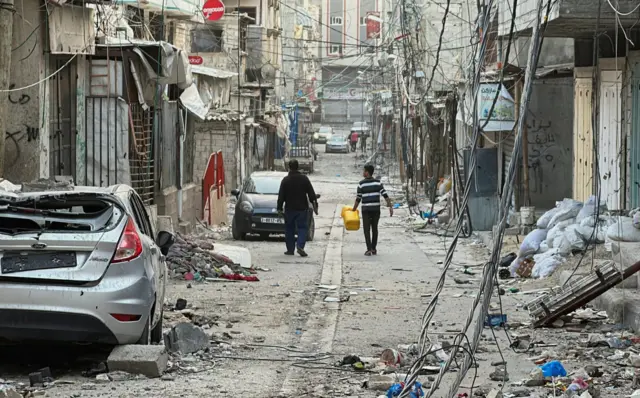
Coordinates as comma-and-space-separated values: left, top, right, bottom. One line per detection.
0, 0, 14, 177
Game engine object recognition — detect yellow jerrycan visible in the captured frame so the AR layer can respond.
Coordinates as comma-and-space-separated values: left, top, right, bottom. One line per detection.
343, 209, 361, 231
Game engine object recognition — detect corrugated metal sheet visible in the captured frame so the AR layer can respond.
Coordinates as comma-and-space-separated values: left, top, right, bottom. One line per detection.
573, 68, 594, 202
599, 70, 624, 211
631, 64, 640, 208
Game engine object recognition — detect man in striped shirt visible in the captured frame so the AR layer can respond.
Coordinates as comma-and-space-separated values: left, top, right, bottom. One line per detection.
352, 164, 393, 256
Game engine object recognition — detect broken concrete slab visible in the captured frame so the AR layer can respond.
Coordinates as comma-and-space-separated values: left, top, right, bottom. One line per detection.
107, 345, 168, 378
366, 375, 395, 391
164, 322, 209, 354
0, 386, 21, 398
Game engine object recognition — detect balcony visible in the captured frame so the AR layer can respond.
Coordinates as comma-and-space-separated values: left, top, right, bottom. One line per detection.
120, 0, 201, 20
498, 0, 640, 38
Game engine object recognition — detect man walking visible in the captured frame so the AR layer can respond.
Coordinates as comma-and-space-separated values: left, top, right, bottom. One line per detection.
352, 164, 393, 256
277, 159, 319, 257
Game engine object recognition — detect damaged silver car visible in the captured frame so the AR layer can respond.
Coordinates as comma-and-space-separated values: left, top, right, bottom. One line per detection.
0, 184, 175, 345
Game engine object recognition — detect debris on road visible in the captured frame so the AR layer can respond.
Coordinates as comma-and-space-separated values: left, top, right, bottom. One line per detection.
107, 345, 169, 378
166, 235, 260, 282
164, 322, 210, 355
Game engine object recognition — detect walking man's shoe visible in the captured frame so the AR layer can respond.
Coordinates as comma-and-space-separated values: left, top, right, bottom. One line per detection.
297, 247, 308, 257
285, 251, 294, 256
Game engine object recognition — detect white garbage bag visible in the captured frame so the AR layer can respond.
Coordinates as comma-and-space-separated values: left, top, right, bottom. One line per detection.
531, 251, 565, 278
518, 229, 548, 257
538, 240, 550, 253
509, 256, 525, 277
552, 233, 572, 255
548, 199, 583, 229
537, 207, 560, 229
576, 195, 606, 223
564, 224, 586, 251
607, 217, 640, 242
546, 218, 576, 247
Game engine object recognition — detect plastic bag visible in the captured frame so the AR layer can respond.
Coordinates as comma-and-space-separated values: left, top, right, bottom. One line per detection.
634, 210, 640, 230
607, 217, 640, 242
509, 256, 525, 277
564, 224, 586, 251
537, 207, 560, 229
548, 199, 583, 229
538, 241, 550, 253
540, 360, 567, 378
546, 218, 575, 247
519, 229, 548, 257
552, 233, 572, 255
532, 250, 565, 278
576, 195, 605, 223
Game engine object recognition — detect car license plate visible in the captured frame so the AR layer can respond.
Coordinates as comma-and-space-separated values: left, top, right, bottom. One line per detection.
261, 217, 284, 224
1, 251, 77, 274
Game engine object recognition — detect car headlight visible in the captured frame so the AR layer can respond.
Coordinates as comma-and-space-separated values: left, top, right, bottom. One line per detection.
239, 201, 253, 213
313, 133, 319, 139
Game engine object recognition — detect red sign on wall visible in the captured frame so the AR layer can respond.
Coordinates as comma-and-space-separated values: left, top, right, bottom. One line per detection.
366, 11, 381, 39
188, 56, 203, 65
203, 0, 225, 21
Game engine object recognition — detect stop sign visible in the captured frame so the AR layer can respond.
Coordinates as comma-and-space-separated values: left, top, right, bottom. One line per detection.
203, 0, 225, 21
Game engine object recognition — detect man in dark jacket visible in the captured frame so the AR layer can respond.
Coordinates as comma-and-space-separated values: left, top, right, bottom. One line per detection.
277, 159, 319, 257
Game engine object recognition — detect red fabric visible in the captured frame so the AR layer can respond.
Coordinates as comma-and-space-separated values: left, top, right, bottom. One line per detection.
350, 132, 358, 143
220, 274, 260, 282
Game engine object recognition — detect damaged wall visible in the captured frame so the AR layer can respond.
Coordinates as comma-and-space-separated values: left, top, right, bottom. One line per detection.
4, 0, 48, 183
525, 77, 574, 209
193, 121, 242, 192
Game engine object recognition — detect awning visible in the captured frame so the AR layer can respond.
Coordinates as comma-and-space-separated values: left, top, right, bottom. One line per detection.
191, 65, 238, 79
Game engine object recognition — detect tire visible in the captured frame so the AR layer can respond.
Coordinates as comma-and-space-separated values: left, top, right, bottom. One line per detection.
231, 216, 246, 240
307, 215, 315, 242
150, 310, 163, 344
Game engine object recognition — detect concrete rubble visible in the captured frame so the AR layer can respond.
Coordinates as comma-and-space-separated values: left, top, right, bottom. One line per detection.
107, 345, 169, 378
164, 322, 210, 355
166, 234, 260, 282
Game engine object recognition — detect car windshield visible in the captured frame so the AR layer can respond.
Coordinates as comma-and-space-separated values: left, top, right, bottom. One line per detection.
243, 176, 283, 195
329, 135, 345, 143
319, 127, 332, 133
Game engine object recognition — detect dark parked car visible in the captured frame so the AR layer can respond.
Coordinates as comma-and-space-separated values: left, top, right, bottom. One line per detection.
231, 171, 320, 240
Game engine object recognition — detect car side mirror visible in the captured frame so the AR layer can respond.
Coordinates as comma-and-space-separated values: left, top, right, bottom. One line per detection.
316, 194, 321, 199
156, 231, 175, 256
231, 189, 240, 197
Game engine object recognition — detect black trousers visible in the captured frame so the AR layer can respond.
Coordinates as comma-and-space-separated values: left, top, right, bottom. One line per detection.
362, 211, 381, 251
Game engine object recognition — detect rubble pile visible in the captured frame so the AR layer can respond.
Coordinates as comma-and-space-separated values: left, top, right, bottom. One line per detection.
508, 196, 640, 279
166, 235, 259, 282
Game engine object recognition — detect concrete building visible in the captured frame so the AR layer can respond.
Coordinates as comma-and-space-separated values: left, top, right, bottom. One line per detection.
281, 0, 322, 106
320, 0, 385, 128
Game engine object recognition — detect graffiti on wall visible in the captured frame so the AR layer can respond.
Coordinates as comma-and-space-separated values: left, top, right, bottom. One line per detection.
526, 119, 570, 195
7, 84, 30, 105
5, 83, 37, 164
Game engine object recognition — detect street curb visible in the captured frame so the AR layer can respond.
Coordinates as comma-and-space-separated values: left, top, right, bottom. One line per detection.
278, 204, 344, 396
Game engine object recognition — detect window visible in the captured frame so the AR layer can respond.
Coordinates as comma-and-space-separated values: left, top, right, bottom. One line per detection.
129, 193, 152, 237
329, 44, 342, 55
329, 15, 343, 25
360, 16, 367, 26
191, 29, 223, 53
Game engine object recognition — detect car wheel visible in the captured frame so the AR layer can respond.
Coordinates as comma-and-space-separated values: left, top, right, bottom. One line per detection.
232, 216, 246, 240
307, 215, 315, 242
150, 309, 163, 344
